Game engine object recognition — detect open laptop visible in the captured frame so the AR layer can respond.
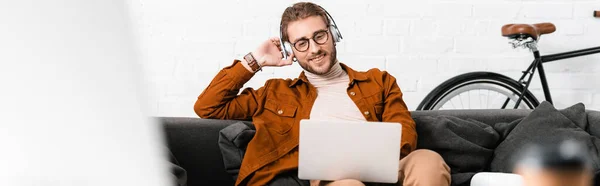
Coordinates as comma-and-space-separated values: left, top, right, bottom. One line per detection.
298, 119, 402, 183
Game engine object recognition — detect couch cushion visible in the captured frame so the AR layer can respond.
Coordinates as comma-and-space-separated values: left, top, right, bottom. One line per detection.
416, 115, 500, 186
490, 102, 600, 173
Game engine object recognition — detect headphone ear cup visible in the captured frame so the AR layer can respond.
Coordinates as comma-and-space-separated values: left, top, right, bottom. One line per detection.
330, 25, 341, 43
283, 42, 294, 58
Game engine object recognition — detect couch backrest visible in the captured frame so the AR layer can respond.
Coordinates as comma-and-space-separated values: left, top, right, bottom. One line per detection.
159, 109, 600, 186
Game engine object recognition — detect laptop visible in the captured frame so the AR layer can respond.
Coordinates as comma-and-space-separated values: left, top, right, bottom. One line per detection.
298, 119, 402, 183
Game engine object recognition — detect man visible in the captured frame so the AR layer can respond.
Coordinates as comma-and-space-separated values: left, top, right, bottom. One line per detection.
195, 2, 450, 186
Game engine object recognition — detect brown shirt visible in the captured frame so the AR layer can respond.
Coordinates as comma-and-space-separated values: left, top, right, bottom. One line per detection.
194, 60, 417, 185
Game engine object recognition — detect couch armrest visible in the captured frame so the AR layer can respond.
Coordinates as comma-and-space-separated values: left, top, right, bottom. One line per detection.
159, 117, 252, 186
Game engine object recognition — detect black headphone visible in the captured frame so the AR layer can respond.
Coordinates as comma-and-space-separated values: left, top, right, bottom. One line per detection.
279, 5, 343, 62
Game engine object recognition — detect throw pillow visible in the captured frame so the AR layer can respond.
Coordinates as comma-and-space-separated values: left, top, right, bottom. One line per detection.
490, 101, 600, 174
416, 115, 500, 186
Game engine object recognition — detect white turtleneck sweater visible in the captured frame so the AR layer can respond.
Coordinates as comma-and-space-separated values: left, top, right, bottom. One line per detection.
305, 62, 366, 121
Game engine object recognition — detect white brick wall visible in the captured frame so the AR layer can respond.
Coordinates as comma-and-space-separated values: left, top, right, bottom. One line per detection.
128, 0, 600, 117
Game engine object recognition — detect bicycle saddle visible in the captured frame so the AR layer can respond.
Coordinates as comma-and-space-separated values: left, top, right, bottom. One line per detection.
502, 23, 556, 40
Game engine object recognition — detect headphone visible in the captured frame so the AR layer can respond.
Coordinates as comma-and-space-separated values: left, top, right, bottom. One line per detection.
279, 5, 343, 62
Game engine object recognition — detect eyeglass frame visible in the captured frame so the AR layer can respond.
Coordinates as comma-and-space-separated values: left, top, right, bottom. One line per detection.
288, 28, 330, 52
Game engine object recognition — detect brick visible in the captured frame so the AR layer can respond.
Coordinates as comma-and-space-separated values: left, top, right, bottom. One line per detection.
536, 35, 599, 54
383, 2, 428, 18
386, 56, 439, 74
410, 19, 437, 36
473, 3, 520, 19
574, 2, 600, 18
355, 17, 384, 36
243, 19, 273, 38
317, 1, 368, 18
400, 92, 425, 110
437, 20, 466, 36
196, 41, 236, 58
247, 1, 295, 18
484, 56, 532, 72
397, 77, 419, 92
341, 56, 386, 72
553, 21, 585, 36
384, 19, 411, 36
195, 20, 244, 41
541, 55, 597, 73
157, 96, 198, 117
417, 74, 456, 93
529, 73, 598, 90
593, 93, 600, 107
584, 19, 600, 35
454, 36, 515, 55
547, 90, 593, 109
333, 19, 356, 40
402, 36, 453, 55
486, 19, 517, 36
462, 20, 492, 36
424, 3, 473, 18
437, 57, 487, 74
521, 3, 573, 19
234, 39, 263, 57
345, 36, 401, 55
367, 3, 385, 17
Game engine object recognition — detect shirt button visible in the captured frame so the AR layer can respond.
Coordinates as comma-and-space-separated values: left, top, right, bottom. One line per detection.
278, 110, 283, 115
350, 92, 356, 96
364, 111, 370, 115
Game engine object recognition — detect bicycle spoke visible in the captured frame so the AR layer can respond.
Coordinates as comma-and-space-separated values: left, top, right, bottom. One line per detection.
459, 93, 464, 108
486, 90, 491, 109
478, 89, 482, 109
431, 82, 535, 110
468, 90, 471, 109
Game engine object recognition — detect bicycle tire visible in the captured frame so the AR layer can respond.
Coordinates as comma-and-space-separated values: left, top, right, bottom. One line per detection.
417, 72, 540, 110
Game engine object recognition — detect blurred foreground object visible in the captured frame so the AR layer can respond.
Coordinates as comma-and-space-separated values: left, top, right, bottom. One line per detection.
471, 172, 523, 186
514, 140, 593, 186
0, 1, 169, 186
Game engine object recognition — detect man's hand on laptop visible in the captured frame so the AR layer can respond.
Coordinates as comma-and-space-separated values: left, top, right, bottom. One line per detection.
242, 37, 295, 72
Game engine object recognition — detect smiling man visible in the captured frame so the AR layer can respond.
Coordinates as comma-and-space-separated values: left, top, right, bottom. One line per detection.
194, 2, 450, 186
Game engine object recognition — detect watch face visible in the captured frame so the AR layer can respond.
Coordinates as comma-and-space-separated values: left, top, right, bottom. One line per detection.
244, 53, 259, 71
244, 53, 255, 63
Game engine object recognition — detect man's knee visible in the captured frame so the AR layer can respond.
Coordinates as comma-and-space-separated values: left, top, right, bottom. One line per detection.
406, 149, 448, 168
400, 149, 451, 185
410, 149, 443, 161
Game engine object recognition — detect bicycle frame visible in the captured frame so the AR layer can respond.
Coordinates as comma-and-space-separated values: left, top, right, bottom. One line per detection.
508, 46, 600, 109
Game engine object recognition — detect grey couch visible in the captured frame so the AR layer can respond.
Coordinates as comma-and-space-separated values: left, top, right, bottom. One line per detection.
160, 109, 600, 186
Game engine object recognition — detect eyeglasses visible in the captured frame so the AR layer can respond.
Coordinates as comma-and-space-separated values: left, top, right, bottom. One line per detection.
290, 29, 329, 52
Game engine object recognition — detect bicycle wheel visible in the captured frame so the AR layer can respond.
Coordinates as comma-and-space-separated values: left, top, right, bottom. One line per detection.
417, 72, 540, 110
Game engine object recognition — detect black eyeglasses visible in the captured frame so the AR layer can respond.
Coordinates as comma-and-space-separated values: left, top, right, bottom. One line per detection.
290, 29, 329, 52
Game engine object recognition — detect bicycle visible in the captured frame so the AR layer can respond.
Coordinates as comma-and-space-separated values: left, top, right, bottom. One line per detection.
417, 16, 600, 110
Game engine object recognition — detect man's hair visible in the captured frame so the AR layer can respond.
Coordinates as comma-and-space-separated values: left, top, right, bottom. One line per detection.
280, 2, 330, 43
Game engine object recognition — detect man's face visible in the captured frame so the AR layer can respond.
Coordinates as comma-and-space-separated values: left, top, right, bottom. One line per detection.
287, 16, 337, 75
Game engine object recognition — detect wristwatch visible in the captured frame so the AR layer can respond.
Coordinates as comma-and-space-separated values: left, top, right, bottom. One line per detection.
243, 52, 262, 73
